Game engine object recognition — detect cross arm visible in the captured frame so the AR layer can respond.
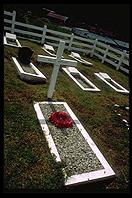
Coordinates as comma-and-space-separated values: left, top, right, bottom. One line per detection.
37, 55, 77, 67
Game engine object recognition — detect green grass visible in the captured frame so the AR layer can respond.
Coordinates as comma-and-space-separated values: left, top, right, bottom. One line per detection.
4, 39, 129, 192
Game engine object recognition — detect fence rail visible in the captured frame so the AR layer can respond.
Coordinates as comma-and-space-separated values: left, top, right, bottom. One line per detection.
4, 10, 129, 74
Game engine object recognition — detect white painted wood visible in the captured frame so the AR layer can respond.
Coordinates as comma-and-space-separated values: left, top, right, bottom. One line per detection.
4, 10, 14, 16
33, 101, 115, 186
105, 58, 117, 67
47, 40, 65, 99
120, 66, 129, 74
11, 10, 16, 34
93, 52, 103, 60
4, 19, 12, 24
63, 67, 100, 91
74, 35, 95, 44
4, 26, 11, 31
90, 38, 98, 57
72, 41, 93, 49
95, 72, 129, 94
116, 50, 126, 70
15, 21, 43, 31
41, 25, 47, 44
14, 28, 42, 38
12, 57, 46, 82
37, 55, 77, 66
46, 28, 71, 38
38, 40, 77, 98
68, 33, 74, 50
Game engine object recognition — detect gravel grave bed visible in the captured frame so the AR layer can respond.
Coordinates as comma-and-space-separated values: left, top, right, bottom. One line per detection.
39, 103, 104, 177
72, 74, 93, 88
6, 38, 17, 45
17, 60, 37, 75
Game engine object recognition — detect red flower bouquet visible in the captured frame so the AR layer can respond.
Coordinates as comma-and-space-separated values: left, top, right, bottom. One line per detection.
49, 111, 73, 128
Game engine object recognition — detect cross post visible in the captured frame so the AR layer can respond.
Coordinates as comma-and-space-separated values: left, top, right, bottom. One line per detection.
37, 40, 77, 99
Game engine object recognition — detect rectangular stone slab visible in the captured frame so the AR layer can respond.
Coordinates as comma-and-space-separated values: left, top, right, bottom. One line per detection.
94, 72, 129, 94
62, 67, 100, 91
12, 57, 46, 83
33, 101, 115, 186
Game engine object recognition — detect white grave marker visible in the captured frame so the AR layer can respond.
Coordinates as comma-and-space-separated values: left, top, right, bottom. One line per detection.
4, 32, 21, 47
37, 40, 77, 99
94, 72, 129, 94
69, 51, 93, 66
63, 67, 100, 91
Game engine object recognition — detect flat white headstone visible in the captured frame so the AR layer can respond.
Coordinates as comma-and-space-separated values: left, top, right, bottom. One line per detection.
99, 72, 111, 79
6, 32, 16, 41
71, 52, 81, 59
44, 44, 55, 52
67, 66, 79, 74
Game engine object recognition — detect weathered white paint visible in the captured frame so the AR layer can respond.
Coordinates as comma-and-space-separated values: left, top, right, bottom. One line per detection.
62, 67, 100, 91
12, 57, 46, 83
33, 101, 115, 186
38, 40, 77, 99
94, 72, 129, 94
47, 40, 65, 98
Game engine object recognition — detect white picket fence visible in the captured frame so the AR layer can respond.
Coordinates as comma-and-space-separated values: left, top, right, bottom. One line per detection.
4, 10, 129, 74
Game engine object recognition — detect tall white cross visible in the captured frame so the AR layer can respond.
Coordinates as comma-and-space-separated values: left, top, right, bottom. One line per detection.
37, 40, 77, 99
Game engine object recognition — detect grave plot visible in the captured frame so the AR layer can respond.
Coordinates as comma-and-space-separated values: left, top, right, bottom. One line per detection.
41, 44, 64, 58
34, 101, 115, 187
12, 47, 46, 83
62, 67, 100, 91
69, 52, 93, 66
4, 32, 22, 47
94, 72, 129, 94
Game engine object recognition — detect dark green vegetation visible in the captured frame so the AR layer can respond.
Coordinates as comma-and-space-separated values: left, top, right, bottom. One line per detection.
4, 39, 129, 192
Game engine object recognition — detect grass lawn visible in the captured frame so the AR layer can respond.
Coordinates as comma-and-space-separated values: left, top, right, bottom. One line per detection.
4, 39, 129, 192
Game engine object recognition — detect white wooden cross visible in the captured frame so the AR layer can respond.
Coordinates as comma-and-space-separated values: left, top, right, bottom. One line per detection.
37, 40, 77, 99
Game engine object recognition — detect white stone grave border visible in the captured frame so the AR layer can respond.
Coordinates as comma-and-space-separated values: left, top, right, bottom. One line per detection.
94, 72, 129, 94
12, 57, 46, 83
33, 101, 115, 187
69, 53, 93, 66
4, 36, 22, 48
62, 67, 100, 92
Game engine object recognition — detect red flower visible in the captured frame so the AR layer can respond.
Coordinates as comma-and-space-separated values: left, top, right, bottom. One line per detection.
49, 111, 73, 128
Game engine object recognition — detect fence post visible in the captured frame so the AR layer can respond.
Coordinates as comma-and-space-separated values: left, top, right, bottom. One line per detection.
116, 50, 126, 70
101, 45, 110, 63
90, 38, 97, 57
11, 10, 16, 34
41, 25, 47, 44
68, 33, 74, 50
